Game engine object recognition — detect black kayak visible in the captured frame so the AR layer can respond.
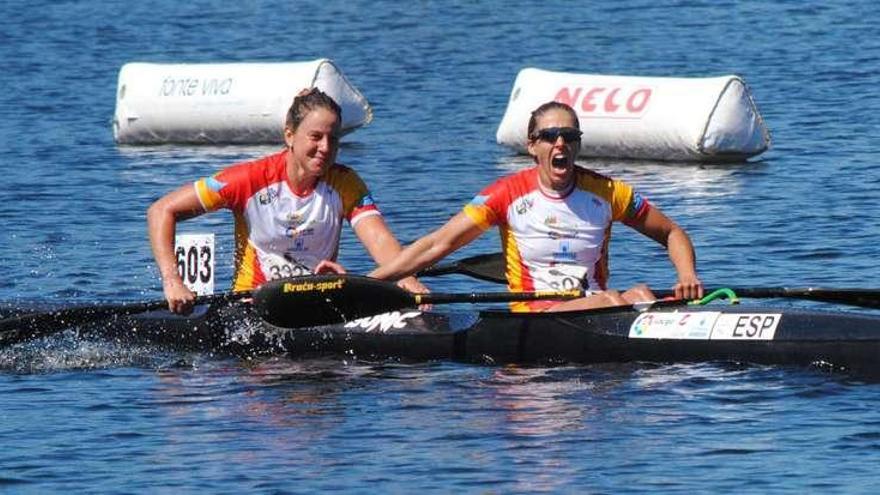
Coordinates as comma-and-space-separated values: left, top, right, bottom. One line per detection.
112, 300, 880, 374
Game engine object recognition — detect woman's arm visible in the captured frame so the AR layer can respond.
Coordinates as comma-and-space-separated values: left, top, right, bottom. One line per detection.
628, 207, 703, 300
367, 212, 485, 282
351, 214, 426, 293
147, 184, 207, 313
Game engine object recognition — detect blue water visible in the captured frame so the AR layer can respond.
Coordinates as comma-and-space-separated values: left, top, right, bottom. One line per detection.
3, 0, 880, 492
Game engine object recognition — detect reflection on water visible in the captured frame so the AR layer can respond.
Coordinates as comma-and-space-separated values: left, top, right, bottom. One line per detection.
486, 366, 591, 437
151, 358, 356, 448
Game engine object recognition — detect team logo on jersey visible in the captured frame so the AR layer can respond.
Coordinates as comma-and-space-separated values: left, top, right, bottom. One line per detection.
287, 212, 304, 225
285, 211, 314, 243
548, 228, 577, 240
257, 188, 280, 205
292, 236, 306, 252
552, 242, 577, 261
544, 215, 575, 240
285, 227, 314, 251
515, 197, 534, 215
285, 226, 314, 241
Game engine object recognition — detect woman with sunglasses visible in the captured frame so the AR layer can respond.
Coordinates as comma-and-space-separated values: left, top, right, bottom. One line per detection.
148, 88, 426, 314
370, 101, 702, 311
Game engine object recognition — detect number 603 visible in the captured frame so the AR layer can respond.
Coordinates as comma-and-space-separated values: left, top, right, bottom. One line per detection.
175, 245, 212, 284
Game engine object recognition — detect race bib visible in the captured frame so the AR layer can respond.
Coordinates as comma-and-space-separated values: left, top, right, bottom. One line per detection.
174, 233, 215, 295
257, 250, 314, 280
534, 264, 589, 291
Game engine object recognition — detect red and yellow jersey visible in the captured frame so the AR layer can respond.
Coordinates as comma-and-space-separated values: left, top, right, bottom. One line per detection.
194, 150, 380, 291
463, 166, 650, 312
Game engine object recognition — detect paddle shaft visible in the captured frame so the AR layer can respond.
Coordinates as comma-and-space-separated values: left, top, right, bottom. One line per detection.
658, 287, 880, 309
418, 253, 507, 284
413, 289, 583, 305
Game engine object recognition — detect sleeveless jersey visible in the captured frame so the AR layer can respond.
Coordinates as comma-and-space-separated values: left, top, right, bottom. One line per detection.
193, 150, 380, 291
463, 166, 650, 312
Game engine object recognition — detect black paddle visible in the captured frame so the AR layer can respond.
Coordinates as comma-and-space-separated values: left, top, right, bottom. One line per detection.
417, 252, 880, 309
417, 252, 507, 284
253, 274, 584, 329
657, 287, 880, 309
0, 291, 250, 347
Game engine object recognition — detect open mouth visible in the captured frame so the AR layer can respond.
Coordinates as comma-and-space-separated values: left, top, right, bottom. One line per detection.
551, 153, 568, 168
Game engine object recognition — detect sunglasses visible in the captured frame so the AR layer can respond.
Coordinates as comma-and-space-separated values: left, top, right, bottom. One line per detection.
531, 126, 582, 143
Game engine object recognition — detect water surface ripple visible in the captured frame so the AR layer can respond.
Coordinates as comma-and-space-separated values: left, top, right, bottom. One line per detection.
2, 1, 880, 492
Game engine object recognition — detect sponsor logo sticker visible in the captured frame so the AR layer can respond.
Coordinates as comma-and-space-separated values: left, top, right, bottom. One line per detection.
629, 311, 721, 340
344, 311, 422, 333
282, 278, 345, 293
710, 314, 781, 340
628, 311, 782, 340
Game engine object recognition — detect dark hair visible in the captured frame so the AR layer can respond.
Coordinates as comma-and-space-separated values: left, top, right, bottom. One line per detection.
284, 87, 342, 131
527, 101, 580, 139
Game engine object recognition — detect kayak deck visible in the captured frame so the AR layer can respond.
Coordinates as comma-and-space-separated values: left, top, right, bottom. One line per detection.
105, 301, 880, 375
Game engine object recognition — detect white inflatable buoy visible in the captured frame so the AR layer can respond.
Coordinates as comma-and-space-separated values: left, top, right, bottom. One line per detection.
496, 68, 771, 162
113, 59, 372, 145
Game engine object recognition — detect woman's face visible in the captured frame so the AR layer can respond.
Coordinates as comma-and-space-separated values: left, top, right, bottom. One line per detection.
285, 106, 341, 180
527, 108, 582, 193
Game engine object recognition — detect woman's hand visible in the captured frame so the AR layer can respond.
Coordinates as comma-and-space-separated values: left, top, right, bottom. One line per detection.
397, 276, 428, 294
397, 276, 432, 311
314, 259, 347, 274
163, 279, 197, 315
674, 274, 704, 300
